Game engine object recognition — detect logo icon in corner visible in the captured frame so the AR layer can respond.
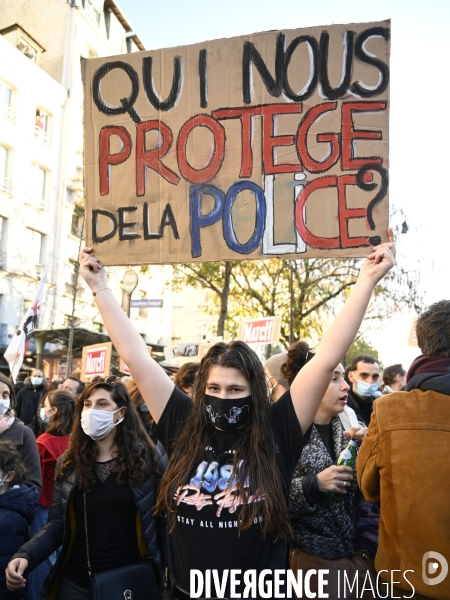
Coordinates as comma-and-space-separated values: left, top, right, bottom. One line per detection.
422, 551, 448, 585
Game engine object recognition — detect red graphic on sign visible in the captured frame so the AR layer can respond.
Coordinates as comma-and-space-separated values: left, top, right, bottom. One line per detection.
85, 348, 107, 377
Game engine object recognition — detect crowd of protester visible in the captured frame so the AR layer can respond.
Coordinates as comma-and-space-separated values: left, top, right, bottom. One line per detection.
0, 236, 448, 600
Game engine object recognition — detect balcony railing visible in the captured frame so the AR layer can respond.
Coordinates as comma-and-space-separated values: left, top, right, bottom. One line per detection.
27, 194, 48, 211
34, 127, 52, 148
1, 104, 15, 124
0, 177, 11, 195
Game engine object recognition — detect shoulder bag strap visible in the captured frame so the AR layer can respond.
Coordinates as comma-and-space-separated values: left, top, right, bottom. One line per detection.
83, 492, 92, 578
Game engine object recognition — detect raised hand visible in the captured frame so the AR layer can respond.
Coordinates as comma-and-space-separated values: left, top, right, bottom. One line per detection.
359, 228, 396, 284
79, 247, 108, 293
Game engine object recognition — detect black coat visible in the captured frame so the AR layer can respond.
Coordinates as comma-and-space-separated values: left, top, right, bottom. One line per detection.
345, 388, 375, 426
15, 379, 47, 428
0, 484, 39, 600
13, 450, 166, 598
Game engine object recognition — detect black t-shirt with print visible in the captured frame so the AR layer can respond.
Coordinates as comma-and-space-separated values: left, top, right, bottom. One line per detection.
154, 386, 308, 597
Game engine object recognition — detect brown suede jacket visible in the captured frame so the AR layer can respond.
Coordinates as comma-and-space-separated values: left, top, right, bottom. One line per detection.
357, 389, 450, 600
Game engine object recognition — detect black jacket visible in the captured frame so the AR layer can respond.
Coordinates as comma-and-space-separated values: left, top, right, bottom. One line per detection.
15, 378, 47, 428
0, 484, 39, 600
13, 449, 166, 598
345, 388, 375, 426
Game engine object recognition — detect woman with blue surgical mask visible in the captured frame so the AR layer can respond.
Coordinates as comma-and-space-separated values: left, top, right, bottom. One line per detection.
6, 377, 165, 600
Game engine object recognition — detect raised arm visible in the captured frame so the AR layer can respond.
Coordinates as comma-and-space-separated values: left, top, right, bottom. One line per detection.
79, 249, 174, 422
290, 234, 395, 434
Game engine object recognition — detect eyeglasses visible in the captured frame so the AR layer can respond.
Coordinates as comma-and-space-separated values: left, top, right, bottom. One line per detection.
88, 375, 122, 384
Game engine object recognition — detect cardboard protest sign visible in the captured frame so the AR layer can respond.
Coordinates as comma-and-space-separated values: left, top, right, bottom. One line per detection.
237, 316, 282, 345
83, 20, 390, 266
81, 342, 112, 381
408, 318, 418, 347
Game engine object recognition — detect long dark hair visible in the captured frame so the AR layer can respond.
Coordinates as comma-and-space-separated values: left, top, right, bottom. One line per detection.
281, 341, 313, 386
155, 341, 289, 540
0, 440, 27, 485
46, 390, 75, 436
125, 378, 154, 430
57, 381, 157, 491
0, 374, 15, 416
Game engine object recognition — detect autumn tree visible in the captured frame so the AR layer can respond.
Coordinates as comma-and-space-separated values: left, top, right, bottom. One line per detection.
172, 252, 422, 347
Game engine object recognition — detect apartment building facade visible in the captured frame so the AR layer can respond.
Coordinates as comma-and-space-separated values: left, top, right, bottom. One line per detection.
0, 0, 219, 377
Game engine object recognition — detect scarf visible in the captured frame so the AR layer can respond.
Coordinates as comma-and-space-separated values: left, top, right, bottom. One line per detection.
0, 414, 15, 435
406, 355, 450, 395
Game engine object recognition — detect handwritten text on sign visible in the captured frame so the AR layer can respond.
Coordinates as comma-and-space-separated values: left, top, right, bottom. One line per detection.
83, 21, 390, 265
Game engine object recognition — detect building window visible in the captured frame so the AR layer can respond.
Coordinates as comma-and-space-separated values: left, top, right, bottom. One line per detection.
65, 259, 78, 295
85, 0, 101, 24
0, 80, 14, 123
29, 164, 49, 210
35, 109, 51, 147
26, 228, 45, 277
0, 146, 11, 195
71, 207, 85, 237
17, 38, 37, 62
171, 322, 183, 343
0, 216, 7, 270
104, 7, 111, 39
0, 297, 6, 348
197, 322, 210, 341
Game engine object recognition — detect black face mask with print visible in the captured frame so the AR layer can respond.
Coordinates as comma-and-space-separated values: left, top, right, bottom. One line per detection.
203, 394, 253, 430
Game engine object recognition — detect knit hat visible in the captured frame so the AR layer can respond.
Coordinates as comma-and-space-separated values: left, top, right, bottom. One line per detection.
265, 353, 290, 389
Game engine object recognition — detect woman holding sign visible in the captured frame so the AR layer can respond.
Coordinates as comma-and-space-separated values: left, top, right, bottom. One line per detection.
74, 236, 393, 599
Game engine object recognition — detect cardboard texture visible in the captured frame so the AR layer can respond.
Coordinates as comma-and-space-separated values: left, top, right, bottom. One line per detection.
83, 21, 390, 266
408, 318, 418, 347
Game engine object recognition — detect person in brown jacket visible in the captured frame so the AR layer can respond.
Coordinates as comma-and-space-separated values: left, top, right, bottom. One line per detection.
358, 300, 450, 600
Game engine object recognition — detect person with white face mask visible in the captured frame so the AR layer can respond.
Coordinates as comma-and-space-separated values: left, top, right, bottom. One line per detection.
15, 369, 47, 429
0, 374, 42, 494
7, 377, 165, 600
346, 356, 381, 426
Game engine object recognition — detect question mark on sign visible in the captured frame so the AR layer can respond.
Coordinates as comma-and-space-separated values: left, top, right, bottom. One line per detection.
356, 163, 389, 246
